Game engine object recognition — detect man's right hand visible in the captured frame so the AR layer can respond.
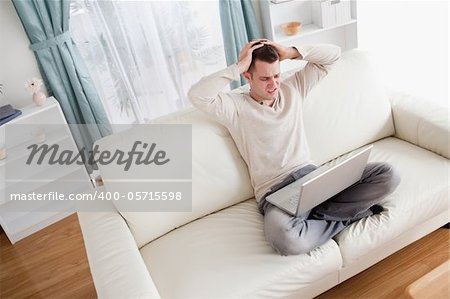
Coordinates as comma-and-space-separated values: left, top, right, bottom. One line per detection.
236, 40, 266, 74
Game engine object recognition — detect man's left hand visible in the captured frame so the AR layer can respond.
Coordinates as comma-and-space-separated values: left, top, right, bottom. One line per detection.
262, 40, 301, 61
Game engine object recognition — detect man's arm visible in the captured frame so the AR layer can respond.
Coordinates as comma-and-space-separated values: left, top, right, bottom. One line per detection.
291, 44, 341, 98
262, 41, 301, 61
264, 42, 341, 98
296, 44, 341, 68
188, 41, 264, 124
188, 65, 240, 124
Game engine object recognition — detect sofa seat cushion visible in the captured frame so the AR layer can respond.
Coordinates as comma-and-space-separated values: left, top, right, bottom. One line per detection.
335, 137, 449, 266
140, 200, 342, 299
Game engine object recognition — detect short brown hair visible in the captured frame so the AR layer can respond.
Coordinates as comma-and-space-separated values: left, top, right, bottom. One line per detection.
248, 44, 280, 72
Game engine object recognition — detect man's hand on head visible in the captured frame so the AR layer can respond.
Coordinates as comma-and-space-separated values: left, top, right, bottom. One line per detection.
261, 40, 301, 61
236, 40, 266, 74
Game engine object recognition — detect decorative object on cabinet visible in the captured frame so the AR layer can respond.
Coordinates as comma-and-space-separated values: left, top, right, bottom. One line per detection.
24, 77, 46, 106
32, 91, 47, 106
281, 21, 302, 36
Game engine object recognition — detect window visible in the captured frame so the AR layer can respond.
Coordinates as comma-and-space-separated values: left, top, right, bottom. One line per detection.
70, 0, 227, 125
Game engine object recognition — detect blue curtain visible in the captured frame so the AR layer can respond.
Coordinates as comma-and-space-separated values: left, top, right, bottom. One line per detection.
12, 0, 112, 172
219, 0, 261, 88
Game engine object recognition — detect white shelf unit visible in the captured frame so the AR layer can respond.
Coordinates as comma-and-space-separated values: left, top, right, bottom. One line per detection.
260, 0, 358, 72
0, 97, 93, 244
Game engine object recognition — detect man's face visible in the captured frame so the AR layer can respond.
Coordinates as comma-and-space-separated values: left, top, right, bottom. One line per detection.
244, 59, 281, 102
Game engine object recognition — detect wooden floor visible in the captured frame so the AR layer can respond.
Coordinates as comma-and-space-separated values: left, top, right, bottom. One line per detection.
0, 214, 97, 299
0, 215, 448, 299
318, 228, 449, 299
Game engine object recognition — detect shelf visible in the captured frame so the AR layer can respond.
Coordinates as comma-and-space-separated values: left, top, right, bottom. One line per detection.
274, 19, 357, 43
2, 97, 59, 126
260, 0, 358, 60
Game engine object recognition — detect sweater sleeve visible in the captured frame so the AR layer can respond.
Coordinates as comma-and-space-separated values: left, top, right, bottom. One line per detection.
188, 64, 241, 125
284, 44, 341, 99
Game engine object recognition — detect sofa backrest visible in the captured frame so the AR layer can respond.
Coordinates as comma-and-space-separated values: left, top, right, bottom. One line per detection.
303, 49, 394, 164
95, 109, 254, 248
95, 49, 394, 248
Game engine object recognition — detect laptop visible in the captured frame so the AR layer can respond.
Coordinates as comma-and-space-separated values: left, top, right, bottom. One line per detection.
266, 145, 373, 216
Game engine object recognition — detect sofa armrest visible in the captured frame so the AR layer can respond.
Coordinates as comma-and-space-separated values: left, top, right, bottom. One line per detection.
78, 211, 161, 299
389, 90, 449, 158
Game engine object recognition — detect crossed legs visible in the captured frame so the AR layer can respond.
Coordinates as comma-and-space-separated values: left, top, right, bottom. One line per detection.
263, 162, 400, 256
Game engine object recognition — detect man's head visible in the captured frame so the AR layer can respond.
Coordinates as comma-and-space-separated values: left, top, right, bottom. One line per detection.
244, 44, 281, 102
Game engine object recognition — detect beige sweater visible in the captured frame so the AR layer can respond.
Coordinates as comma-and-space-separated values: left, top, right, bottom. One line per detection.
188, 44, 341, 203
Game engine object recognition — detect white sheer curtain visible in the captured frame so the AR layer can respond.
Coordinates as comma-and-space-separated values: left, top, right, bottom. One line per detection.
69, 0, 226, 125
357, 1, 448, 108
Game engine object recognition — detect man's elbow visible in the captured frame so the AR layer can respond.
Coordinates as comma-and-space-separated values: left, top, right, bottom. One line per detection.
187, 84, 200, 106
187, 85, 213, 109
331, 45, 341, 63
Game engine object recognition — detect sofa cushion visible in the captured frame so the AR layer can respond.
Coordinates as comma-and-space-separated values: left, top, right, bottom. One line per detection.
303, 49, 395, 164
335, 137, 449, 266
140, 200, 342, 299
95, 108, 254, 247
389, 90, 450, 159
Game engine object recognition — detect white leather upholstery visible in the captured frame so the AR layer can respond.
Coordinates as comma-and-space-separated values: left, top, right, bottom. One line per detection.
140, 200, 342, 299
389, 90, 450, 159
78, 211, 161, 299
304, 50, 395, 164
335, 137, 449, 266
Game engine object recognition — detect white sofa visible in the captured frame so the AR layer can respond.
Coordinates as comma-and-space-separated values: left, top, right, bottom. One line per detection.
78, 50, 449, 299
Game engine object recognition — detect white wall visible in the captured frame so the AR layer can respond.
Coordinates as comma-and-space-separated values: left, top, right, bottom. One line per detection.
0, 0, 43, 109
357, 0, 448, 108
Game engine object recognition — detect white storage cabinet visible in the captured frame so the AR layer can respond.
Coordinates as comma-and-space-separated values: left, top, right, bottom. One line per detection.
0, 97, 92, 243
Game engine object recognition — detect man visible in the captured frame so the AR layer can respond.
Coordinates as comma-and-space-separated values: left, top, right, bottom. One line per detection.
188, 40, 400, 256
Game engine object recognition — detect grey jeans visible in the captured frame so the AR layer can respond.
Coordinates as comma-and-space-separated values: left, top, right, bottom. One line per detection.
260, 162, 400, 256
